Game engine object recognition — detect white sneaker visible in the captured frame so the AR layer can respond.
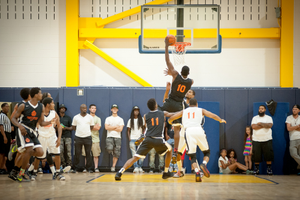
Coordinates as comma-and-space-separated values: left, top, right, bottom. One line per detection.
133, 167, 139, 173
111, 167, 115, 172
95, 168, 99, 173
138, 168, 144, 173
63, 166, 71, 173
83, 169, 87, 173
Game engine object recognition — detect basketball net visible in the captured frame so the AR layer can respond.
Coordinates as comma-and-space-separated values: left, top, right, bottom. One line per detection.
171, 42, 191, 67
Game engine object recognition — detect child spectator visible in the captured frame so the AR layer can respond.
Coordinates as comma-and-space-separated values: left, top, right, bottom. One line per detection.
219, 148, 252, 174
227, 149, 238, 174
243, 126, 253, 170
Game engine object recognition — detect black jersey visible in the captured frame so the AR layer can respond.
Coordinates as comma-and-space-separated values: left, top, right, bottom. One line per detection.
20, 101, 43, 129
17, 101, 26, 122
169, 74, 192, 102
145, 110, 165, 138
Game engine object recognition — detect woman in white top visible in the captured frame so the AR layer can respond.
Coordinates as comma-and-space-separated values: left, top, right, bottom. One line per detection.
127, 106, 145, 173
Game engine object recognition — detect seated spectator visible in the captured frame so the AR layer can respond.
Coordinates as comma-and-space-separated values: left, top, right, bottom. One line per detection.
127, 106, 145, 173
219, 148, 252, 174
227, 149, 238, 174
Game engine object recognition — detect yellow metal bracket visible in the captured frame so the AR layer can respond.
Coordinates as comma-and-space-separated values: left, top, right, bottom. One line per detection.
83, 40, 152, 87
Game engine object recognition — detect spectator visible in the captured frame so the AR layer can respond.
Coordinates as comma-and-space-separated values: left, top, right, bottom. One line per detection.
59, 104, 73, 171
71, 104, 94, 173
285, 104, 300, 175
218, 149, 251, 174
251, 105, 274, 175
105, 104, 124, 172
227, 149, 238, 174
243, 126, 253, 170
0, 103, 12, 174
148, 148, 164, 173
127, 106, 145, 173
164, 119, 178, 172
82, 104, 101, 173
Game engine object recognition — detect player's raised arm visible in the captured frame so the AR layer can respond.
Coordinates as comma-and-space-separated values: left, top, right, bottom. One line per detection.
163, 82, 171, 103
166, 110, 183, 124
202, 109, 226, 123
165, 37, 178, 79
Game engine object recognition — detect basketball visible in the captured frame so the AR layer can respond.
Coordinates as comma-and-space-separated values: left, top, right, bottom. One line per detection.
166, 34, 176, 46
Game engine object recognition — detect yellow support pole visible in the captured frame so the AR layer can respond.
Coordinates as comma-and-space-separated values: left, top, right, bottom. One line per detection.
280, 0, 294, 87
66, 0, 79, 87
96, 0, 172, 27
83, 40, 152, 87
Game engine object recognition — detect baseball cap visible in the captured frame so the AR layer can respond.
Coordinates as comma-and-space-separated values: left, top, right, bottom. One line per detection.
59, 104, 67, 111
111, 104, 118, 109
133, 106, 139, 110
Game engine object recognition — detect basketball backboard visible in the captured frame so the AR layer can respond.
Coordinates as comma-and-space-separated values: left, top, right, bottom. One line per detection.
139, 4, 221, 54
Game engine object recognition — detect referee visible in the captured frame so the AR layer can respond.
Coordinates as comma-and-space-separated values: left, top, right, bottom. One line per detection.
0, 103, 12, 174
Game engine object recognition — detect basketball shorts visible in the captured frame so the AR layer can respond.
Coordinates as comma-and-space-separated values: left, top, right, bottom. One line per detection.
135, 137, 172, 159
185, 127, 209, 154
159, 98, 187, 123
37, 134, 60, 159
17, 125, 41, 152
252, 140, 274, 163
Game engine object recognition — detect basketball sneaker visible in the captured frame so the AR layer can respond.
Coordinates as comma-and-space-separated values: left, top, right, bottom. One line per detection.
162, 171, 173, 179
111, 167, 115, 172
53, 172, 66, 181
8, 141, 18, 161
30, 171, 37, 181
173, 171, 184, 178
63, 166, 71, 173
195, 172, 202, 182
149, 168, 154, 173
200, 164, 210, 178
115, 172, 122, 181
82, 169, 87, 173
267, 168, 273, 176
134, 134, 145, 146
38, 168, 43, 174
133, 167, 139, 173
253, 168, 259, 175
95, 168, 100, 173
8, 169, 18, 181
17, 174, 31, 182
138, 168, 144, 173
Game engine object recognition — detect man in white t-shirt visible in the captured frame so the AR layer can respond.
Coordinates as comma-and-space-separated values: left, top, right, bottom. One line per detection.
72, 104, 94, 173
105, 104, 124, 172
251, 105, 273, 175
285, 104, 300, 176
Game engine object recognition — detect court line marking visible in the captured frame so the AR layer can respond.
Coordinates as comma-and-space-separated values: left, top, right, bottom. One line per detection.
86, 174, 105, 183
255, 176, 279, 185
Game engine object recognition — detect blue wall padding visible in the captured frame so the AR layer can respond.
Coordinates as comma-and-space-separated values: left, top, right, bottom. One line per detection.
224, 89, 249, 163
253, 102, 289, 175
183, 102, 220, 174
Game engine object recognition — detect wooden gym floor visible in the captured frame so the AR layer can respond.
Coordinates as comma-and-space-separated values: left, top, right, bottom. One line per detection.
0, 173, 299, 200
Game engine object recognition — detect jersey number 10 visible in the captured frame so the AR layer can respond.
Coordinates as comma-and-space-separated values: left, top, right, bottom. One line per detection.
187, 112, 195, 119
151, 117, 159, 126
177, 84, 186, 93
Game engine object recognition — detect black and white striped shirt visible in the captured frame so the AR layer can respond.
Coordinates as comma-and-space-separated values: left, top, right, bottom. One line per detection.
0, 112, 11, 133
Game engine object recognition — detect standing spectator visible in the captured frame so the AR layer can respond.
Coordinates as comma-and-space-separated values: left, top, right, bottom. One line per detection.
72, 104, 94, 173
105, 104, 124, 172
127, 106, 145, 173
251, 105, 274, 175
87, 104, 101, 172
243, 126, 253, 170
59, 104, 73, 170
148, 148, 164, 173
286, 104, 300, 175
0, 103, 12, 174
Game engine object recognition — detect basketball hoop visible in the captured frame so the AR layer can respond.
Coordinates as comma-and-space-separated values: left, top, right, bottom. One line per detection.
171, 42, 191, 67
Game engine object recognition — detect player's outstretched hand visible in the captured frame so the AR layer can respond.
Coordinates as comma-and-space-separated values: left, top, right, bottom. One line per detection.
165, 37, 170, 46
220, 119, 226, 124
164, 68, 172, 76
